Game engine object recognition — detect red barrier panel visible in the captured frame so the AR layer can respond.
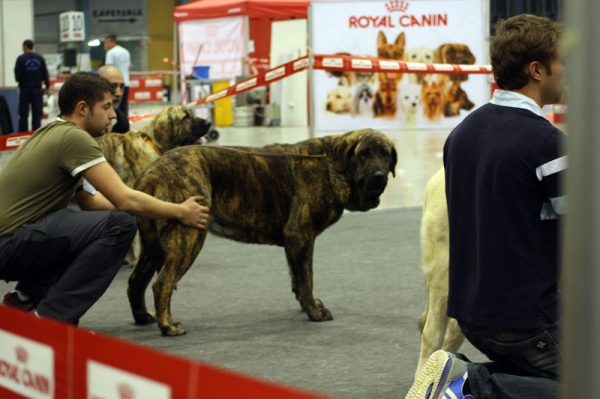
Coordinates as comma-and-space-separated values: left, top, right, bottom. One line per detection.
0, 132, 33, 151
0, 306, 332, 399
128, 76, 165, 103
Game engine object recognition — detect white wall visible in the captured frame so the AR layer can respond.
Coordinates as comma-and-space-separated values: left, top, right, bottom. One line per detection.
270, 19, 308, 127
0, 0, 34, 87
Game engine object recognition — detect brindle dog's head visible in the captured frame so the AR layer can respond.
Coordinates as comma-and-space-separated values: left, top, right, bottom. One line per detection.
332, 129, 397, 211
140, 105, 211, 152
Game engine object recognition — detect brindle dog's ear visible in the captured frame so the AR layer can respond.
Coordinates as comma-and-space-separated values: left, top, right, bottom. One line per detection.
389, 146, 398, 177
332, 137, 354, 172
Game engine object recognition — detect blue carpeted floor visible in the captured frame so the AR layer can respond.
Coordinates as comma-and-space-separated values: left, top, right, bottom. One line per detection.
3, 206, 486, 398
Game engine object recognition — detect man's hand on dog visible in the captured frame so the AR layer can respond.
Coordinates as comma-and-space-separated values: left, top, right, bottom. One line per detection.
179, 195, 210, 229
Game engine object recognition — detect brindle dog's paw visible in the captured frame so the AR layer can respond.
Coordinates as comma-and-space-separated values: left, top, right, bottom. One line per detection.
160, 322, 187, 336
134, 311, 156, 324
306, 305, 333, 321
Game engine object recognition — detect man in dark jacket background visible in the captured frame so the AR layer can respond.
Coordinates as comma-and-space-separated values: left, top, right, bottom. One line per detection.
97, 65, 130, 133
14, 39, 50, 133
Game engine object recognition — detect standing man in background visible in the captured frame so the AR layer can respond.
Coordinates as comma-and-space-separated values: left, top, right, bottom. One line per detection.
14, 39, 50, 133
104, 35, 131, 117
97, 65, 130, 133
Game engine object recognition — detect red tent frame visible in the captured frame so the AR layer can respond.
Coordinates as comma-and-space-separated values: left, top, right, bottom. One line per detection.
174, 0, 310, 22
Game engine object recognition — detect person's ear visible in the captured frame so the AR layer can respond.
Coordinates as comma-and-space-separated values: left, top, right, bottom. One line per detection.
529, 61, 543, 82
75, 100, 88, 116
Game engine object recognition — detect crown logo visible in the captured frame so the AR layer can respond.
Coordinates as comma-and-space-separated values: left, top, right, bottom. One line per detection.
118, 383, 135, 399
385, 0, 409, 12
16, 346, 28, 363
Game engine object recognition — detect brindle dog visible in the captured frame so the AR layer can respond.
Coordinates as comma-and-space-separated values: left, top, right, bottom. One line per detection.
96, 105, 211, 188
129, 128, 397, 336
97, 105, 211, 266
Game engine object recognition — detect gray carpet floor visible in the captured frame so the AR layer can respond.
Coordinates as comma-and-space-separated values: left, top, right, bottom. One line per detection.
3, 206, 486, 398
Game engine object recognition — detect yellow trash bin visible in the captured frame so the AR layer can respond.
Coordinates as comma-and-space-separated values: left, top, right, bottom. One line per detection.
212, 80, 233, 127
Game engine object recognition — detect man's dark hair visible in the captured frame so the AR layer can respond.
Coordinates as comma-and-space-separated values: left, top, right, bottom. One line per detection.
105, 34, 117, 43
58, 72, 115, 116
490, 14, 563, 90
22, 40, 34, 50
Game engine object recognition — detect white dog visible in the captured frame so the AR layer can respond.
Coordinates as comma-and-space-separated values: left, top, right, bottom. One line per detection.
415, 168, 465, 379
351, 83, 374, 117
326, 77, 352, 114
405, 46, 434, 85
398, 83, 421, 126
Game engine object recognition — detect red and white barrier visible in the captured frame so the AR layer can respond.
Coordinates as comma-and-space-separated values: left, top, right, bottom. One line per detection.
128, 76, 165, 103
0, 54, 564, 160
313, 54, 492, 75
187, 56, 310, 107
244, 57, 271, 75
548, 103, 567, 123
186, 53, 493, 108
0, 306, 331, 399
0, 132, 32, 152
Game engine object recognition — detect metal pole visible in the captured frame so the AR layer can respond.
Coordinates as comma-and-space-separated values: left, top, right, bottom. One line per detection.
173, 21, 179, 105
562, 0, 600, 397
244, 15, 250, 76
308, 4, 315, 139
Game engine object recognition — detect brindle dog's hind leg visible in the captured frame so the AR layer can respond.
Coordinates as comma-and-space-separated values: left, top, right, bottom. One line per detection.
153, 226, 207, 336
128, 247, 163, 324
283, 213, 333, 322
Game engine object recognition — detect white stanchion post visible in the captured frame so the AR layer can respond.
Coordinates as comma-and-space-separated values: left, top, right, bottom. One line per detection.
308, 4, 316, 139
562, 1, 600, 397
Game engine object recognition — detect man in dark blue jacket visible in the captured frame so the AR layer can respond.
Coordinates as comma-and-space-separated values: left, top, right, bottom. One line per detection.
14, 39, 50, 132
97, 65, 130, 133
406, 14, 566, 399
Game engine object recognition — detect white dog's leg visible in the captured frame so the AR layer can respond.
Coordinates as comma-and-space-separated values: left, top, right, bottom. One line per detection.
416, 254, 451, 379
414, 168, 465, 379
442, 317, 465, 352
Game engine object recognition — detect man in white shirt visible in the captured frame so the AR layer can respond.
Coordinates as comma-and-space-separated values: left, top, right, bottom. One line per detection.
104, 35, 131, 117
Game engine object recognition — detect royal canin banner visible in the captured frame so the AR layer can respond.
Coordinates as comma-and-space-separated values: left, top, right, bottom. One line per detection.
309, 0, 489, 131
178, 16, 246, 81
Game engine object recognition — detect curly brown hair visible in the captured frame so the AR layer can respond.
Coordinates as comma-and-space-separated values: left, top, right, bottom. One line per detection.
58, 72, 115, 116
491, 14, 563, 90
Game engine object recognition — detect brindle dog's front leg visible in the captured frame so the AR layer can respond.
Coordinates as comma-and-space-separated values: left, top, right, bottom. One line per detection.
283, 217, 333, 322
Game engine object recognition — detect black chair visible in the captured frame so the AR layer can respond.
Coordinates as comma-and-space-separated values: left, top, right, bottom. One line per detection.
0, 95, 15, 135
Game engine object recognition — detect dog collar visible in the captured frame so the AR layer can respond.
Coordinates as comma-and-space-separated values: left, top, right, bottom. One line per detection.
142, 133, 163, 155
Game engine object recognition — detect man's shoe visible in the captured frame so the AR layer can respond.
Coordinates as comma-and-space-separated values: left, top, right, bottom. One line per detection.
405, 350, 473, 399
2, 292, 35, 312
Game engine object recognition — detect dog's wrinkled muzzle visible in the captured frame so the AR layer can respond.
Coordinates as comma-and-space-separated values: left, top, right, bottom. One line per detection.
365, 171, 388, 199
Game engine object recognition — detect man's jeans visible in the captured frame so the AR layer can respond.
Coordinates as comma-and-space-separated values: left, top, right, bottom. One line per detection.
0, 209, 136, 324
458, 313, 562, 399
18, 87, 43, 132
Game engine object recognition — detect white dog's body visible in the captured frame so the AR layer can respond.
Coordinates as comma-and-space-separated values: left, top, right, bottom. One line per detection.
415, 167, 465, 378
351, 84, 374, 117
405, 46, 434, 85
398, 83, 421, 126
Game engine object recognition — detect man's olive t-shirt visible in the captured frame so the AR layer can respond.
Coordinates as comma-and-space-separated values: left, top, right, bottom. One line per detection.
0, 120, 105, 236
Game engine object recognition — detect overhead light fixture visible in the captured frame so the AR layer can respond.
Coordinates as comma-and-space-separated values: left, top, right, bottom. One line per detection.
87, 39, 101, 47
